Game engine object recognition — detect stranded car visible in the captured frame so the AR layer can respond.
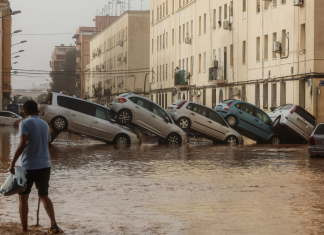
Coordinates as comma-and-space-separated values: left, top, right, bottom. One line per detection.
166, 100, 243, 145
308, 123, 324, 157
215, 100, 284, 144
268, 104, 316, 143
39, 92, 140, 145
0, 111, 22, 126
109, 93, 188, 145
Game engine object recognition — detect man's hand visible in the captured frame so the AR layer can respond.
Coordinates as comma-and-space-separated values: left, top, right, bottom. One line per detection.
8, 164, 15, 174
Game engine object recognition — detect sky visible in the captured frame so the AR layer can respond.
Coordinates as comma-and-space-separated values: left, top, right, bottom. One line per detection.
10, 0, 150, 89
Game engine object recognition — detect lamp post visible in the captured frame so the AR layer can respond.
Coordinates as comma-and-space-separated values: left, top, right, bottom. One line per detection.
11, 50, 24, 56
11, 40, 27, 47
4, 30, 22, 37
12, 62, 18, 64
11, 55, 19, 59
0, 11, 21, 18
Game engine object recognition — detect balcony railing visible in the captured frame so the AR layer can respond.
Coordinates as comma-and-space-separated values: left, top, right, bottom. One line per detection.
76, 50, 81, 57
174, 70, 187, 86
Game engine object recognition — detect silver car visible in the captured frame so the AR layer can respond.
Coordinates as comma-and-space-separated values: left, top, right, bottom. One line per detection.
109, 93, 188, 145
309, 123, 324, 157
268, 104, 316, 143
0, 111, 22, 126
39, 92, 140, 145
166, 100, 244, 145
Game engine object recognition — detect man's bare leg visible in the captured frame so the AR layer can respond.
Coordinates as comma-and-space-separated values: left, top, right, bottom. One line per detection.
19, 194, 29, 231
39, 196, 56, 227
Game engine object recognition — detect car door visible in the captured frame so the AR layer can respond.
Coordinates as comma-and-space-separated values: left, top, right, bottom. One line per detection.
131, 97, 152, 129
188, 104, 208, 133
205, 109, 228, 141
252, 108, 273, 141
147, 104, 173, 138
89, 106, 117, 141
236, 103, 254, 131
7, 112, 19, 125
70, 99, 95, 134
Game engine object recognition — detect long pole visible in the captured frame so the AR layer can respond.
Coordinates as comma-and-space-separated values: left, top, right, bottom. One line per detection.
144, 73, 149, 96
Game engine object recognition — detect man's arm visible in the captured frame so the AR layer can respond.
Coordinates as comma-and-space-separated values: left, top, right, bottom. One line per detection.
8, 135, 28, 174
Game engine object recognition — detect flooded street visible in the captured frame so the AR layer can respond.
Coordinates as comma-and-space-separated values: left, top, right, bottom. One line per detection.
1, 127, 324, 234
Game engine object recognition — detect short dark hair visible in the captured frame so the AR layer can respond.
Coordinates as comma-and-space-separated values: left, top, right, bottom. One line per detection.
23, 100, 38, 114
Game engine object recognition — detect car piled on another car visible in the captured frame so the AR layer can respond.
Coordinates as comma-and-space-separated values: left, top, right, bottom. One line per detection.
0, 111, 22, 126
39, 92, 140, 145
166, 100, 243, 145
109, 93, 188, 145
308, 123, 324, 157
215, 99, 284, 144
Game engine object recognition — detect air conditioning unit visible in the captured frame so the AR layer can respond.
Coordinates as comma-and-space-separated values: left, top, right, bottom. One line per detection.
214, 60, 218, 68
185, 37, 191, 44
223, 20, 231, 30
273, 41, 281, 53
196, 90, 201, 96
92, 52, 96, 57
293, 0, 303, 6
190, 90, 195, 96
122, 57, 126, 62
234, 87, 241, 96
117, 57, 121, 61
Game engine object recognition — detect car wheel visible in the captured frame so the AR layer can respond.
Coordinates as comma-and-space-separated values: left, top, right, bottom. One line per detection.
225, 136, 238, 146
51, 116, 68, 132
114, 134, 130, 145
272, 116, 281, 129
166, 133, 182, 145
117, 110, 132, 125
226, 115, 238, 127
178, 117, 191, 130
270, 136, 282, 145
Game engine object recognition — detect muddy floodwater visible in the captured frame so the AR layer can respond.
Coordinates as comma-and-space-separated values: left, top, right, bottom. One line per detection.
1, 127, 324, 234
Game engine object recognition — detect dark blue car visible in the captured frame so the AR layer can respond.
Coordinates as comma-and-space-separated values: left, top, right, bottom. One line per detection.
215, 99, 284, 144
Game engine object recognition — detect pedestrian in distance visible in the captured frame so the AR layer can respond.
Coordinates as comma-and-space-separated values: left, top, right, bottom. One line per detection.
8, 100, 62, 234
19, 109, 25, 118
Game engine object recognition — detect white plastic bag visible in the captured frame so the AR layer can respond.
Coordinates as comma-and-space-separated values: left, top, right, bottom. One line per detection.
0, 166, 27, 196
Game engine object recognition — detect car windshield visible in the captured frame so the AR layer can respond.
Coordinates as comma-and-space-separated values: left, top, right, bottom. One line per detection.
172, 100, 185, 106
315, 125, 324, 135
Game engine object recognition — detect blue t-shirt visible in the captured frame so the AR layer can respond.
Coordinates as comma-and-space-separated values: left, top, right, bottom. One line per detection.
19, 116, 51, 170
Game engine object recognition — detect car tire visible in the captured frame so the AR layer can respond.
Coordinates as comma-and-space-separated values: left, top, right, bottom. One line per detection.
226, 115, 238, 127
114, 134, 130, 145
270, 136, 282, 145
272, 116, 281, 129
51, 116, 68, 132
225, 135, 238, 146
178, 117, 191, 130
166, 133, 182, 145
117, 110, 132, 125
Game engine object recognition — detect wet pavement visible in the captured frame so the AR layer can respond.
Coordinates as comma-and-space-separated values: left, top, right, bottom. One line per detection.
1, 126, 324, 234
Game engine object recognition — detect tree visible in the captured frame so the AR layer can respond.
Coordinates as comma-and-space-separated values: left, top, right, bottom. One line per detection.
50, 49, 76, 95
18, 96, 35, 105
36, 93, 47, 104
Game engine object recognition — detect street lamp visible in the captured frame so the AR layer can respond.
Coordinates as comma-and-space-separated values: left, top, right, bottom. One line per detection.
11, 40, 27, 47
11, 50, 24, 55
4, 30, 22, 37
0, 11, 21, 18
11, 55, 20, 59
12, 62, 18, 64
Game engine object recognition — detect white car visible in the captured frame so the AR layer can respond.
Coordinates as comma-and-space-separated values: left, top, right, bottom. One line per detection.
0, 111, 22, 126
109, 93, 188, 145
309, 123, 324, 157
39, 92, 140, 145
268, 104, 316, 143
166, 100, 244, 145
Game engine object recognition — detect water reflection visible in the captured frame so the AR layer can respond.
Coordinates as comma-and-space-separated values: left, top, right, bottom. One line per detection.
1, 127, 324, 235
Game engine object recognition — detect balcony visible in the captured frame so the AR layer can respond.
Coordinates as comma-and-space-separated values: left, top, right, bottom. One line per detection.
76, 63, 81, 69
174, 70, 193, 89
76, 41, 81, 45
76, 50, 81, 57
208, 67, 227, 84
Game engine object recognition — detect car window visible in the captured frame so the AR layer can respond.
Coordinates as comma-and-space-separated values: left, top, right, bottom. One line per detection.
0, 112, 6, 117
209, 110, 227, 126
95, 106, 112, 121
186, 103, 194, 111
274, 105, 284, 111
74, 100, 95, 116
235, 103, 242, 109
129, 97, 137, 103
172, 100, 185, 106
57, 96, 73, 109
295, 106, 316, 126
192, 104, 208, 117
152, 104, 168, 119
9, 113, 17, 118
315, 125, 324, 135
136, 98, 151, 110
255, 109, 271, 123
239, 103, 254, 115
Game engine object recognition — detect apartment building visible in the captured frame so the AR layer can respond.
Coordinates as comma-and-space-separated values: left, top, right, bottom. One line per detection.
0, 0, 12, 110
88, 11, 150, 105
50, 45, 76, 71
150, 0, 324, 122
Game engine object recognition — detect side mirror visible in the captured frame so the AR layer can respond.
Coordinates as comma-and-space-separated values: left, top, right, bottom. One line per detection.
164, 117, 171, 123
270, 107, 275, 112
110, 119, 116, 123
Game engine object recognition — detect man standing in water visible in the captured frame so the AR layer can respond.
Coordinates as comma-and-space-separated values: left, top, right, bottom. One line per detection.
8, 100, 62, 234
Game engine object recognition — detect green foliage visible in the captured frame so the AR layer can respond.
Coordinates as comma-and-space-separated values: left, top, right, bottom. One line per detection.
36, 93, 47, 104
18, 96, 35, 104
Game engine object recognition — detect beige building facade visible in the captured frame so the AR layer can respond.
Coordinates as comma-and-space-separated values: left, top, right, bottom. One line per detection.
88, 11, 150, 105
150, 0, 324, 123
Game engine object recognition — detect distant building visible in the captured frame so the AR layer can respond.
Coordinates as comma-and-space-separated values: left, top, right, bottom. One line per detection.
88, 11, 150, 105
50, 45, 76, 71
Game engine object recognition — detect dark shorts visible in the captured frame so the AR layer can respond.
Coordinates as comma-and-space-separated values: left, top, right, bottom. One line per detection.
19, 167, 51, 197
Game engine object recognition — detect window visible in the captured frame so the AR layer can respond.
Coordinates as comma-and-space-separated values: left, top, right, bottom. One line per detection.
157, 36, 159, 51
172, 29, 174, 46
162, 93, 164, 108
255, 84, 260, 108
315, 125, 324, 135
300, 24, 306, 52
166, 64, 168, 79
172, 62, 174, 76
191, 20, 193, 36
230, 1, 233, 17
157, 66, 159, 81
160, 35, 162, 50
299, 80, 305, 108
273, 0, 277, 6
272, 32, 277, 59
183, 24, 185, 42
199, 16, 201, 35
224, 4, 227, 19
213, 9, 216, 28
257, 0, 260, 13
263, 83, 268, 109
179, 25, 181, 43
165, 93, 168, 108
281, 0, 286, 3
160, 4, 162, 18
191, 56, 194, 74
166, 0, 168, 15
219, 6, 222, 26
160, 65, 162, 81
280, 82, 286, 105
239, 103, 254, 115
152, 39, 153, 53
163, 64, 165, 80
264, 35, 268, 60
172, 0, 174, 12
95, 106, 112, 121
166, 32, 168, 48
203, 52, 206, 72
163, 33, 165, 49
137, 98, 151, 110
199, 54, 201, 72
163, 2, 165, 17
271, 83, 277, 107
192, 104, 208, 117
230, 44, 233, 67
282, 29, 286, 56
204, 13, 206, 34
157, 7, 159, 20
242, 41, 246, 64
264, 0, 269, 10
243, 0, 247, 19
209, 110, 227, 126
57, 96, 72, 109
255, 109, 271, 123
256, 37, 260, 61
152, 10, 154, 24
241, 85, 246, 101
152, 104, 168, 119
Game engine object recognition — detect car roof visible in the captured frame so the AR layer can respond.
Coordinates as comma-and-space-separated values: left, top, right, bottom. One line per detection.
122, 93, 166, 109
52, 92, 111, 110
186, 101, 216, 110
